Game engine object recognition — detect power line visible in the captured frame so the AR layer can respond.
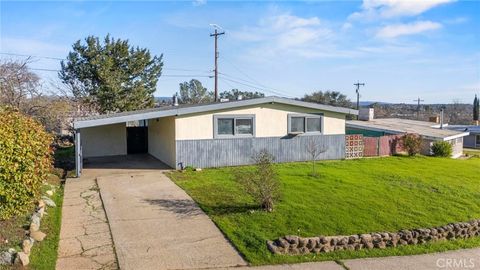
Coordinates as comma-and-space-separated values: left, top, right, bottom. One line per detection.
220, 57, 294, 97
219, 75, 294, 98
29, 67, 211, 78
1, 52, 211, 72
413, 97, 425, 119
219, 72, 293, 97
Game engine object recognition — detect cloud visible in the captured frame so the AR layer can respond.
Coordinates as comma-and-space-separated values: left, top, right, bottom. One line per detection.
192, 0, 206, 6
350, 0, 455, 20
376, 21, 442, 38
231, 13, 334, 59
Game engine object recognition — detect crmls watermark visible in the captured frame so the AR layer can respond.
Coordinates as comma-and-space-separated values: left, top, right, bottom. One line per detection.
436, 258, 476, 269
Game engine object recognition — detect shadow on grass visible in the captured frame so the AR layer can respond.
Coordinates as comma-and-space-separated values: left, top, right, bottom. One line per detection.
144, 198, 259, 217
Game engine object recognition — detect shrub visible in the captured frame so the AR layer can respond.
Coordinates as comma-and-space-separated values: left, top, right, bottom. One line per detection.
402, 133, 422, 156
0, 108, 53, 219
235, 149, 280, 212
431, 141, 453, 157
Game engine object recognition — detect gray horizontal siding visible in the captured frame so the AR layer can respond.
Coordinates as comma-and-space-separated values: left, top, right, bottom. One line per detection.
175, 134, 345, 169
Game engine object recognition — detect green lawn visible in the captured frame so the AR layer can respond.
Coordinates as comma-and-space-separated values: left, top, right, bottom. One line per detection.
28, 185, 64, 269
168, 156, 480, 265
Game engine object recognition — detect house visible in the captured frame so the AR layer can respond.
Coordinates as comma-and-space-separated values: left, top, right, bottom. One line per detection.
73, 96, 358, 176
346, 109, 469, 158
444, 125, 480, 149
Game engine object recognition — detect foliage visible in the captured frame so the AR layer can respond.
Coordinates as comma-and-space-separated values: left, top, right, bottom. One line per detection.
234, 150, 280, 212
302, 90, 352, 108
474, 94, 479, 121
431, 141, 453, 157
169, 156, 480, 265
305, 137, 328, 177
0, 108, 53, 219
59, 35, 163, 113
179, 79, 213, 104
219, 89, 265, 100
402, 133, 422, 156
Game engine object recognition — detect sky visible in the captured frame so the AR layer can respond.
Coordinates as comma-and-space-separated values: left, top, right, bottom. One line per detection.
1, 0, 479, 104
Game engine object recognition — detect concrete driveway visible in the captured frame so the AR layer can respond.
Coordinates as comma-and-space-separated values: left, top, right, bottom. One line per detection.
97, 170, 247, 270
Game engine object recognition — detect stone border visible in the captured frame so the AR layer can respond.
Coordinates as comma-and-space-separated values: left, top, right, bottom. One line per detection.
0, 185, 57, 267
267, 219, 480, 255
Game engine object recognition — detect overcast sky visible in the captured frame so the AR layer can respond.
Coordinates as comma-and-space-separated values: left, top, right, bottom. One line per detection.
1, 0, 479, 103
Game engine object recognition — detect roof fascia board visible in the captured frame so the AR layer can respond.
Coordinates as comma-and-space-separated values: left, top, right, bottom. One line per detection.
346, 122, 404, 135
443, 132, 470, 141
75, 96, 358, 129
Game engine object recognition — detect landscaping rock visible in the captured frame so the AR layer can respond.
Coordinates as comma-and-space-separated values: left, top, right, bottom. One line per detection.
30, 230, 46, 242
46, 190, 54, 196
0, 251, 14, 265
266, 219, 480, 255
31, 212, 41, 226
30, 222, 40, 232
41, 196, 56, 207
38, 199, 46, 208
14, 252, 29, 266
23, 239, 33, 254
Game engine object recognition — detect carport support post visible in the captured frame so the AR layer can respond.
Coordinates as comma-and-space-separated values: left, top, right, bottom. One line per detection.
75, 129, 82, 177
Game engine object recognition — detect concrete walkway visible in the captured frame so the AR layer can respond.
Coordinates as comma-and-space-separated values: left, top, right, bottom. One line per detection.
97, 171, 247, 270
56, 176, 117, 269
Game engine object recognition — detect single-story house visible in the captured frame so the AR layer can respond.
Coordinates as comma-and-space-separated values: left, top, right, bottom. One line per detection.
73, 96, 358, 176
346, 109, 469, 158
444, 125, 480, 149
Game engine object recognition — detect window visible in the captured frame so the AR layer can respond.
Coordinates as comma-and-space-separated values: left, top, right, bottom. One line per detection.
214, 115, 255, 138
288, 114, 322, 134
476, 135, 480, 147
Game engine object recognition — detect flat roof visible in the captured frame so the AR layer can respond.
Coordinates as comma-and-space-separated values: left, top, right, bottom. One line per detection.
74, 96, 358, 129
445, 125, 480, 134
347, 118, 469, 141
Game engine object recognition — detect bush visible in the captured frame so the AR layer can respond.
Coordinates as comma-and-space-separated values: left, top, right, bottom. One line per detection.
0, 108, 53, 219
431, 141, 453, 157
235, 150, 280, 212
402, 133, 422, 156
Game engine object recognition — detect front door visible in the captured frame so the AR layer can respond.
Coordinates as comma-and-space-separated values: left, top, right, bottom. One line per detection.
127, 127, 148, 154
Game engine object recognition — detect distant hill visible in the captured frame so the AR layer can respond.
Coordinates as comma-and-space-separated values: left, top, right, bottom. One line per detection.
359, 101, 391, 106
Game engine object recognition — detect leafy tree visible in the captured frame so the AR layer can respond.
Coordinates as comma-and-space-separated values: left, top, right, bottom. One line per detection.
59, 35, 163, 113
179, 79, 213, 104
302, 90, 352, 108
474, 94, 479, 121
234, 150, 280, 212
219, 89, 265, 100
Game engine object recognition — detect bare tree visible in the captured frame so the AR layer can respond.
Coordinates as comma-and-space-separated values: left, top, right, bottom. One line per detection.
306, 137, 328, 177
0, 58, 42, 114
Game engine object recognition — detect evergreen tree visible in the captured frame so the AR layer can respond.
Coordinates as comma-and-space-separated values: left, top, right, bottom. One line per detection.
59, 35, 163, 113
179, 79, 213, 104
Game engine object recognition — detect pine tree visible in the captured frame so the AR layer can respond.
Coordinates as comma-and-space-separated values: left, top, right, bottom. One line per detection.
59, 35, 163, 113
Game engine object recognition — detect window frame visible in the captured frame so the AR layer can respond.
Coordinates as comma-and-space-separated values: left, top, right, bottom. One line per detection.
287, 113, 324, 135
476, 134, 480, 147
213, 114, 256, 138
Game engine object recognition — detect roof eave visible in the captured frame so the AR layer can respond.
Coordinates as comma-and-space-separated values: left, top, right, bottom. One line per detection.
74, 96, 358, 129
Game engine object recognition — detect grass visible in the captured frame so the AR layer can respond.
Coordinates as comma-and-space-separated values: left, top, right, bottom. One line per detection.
28, 184, 64, 269
168, 156, 480, 265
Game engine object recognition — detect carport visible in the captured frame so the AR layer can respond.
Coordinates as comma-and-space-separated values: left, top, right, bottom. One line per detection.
73, 108, 177, 177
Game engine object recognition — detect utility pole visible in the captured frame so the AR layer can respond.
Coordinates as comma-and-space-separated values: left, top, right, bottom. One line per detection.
210, 24, 225, 102
413, 97, 424, 119
354, 81, 365, 110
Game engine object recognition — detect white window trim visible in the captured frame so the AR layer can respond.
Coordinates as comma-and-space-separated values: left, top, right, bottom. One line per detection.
213, 114, 256, 138
287, 113, 324, 135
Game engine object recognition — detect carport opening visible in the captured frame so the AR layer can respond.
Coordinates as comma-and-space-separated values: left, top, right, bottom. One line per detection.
127, 120, 148, 154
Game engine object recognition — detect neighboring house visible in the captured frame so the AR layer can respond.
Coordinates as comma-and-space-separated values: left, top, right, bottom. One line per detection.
346, 109, 469, 158
73, 96, 358, 176
444, 125, 480, 149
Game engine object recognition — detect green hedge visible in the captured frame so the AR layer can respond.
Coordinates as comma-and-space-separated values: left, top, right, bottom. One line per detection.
0, 108, 53, 219
432, 141, 453, 157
